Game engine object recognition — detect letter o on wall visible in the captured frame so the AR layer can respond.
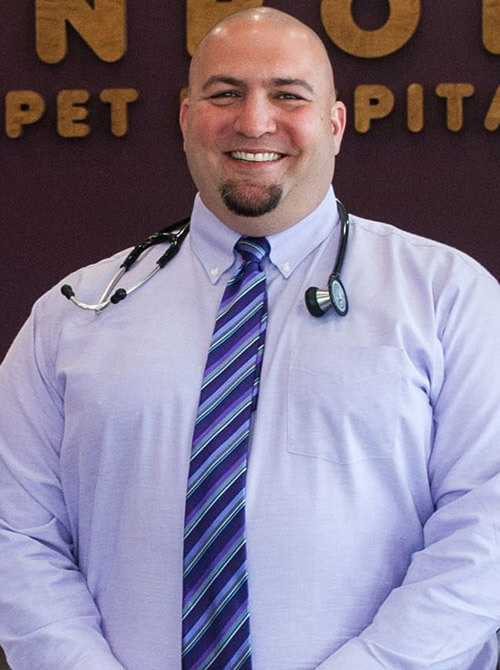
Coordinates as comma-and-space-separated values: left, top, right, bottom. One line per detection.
321, 0, 421, 58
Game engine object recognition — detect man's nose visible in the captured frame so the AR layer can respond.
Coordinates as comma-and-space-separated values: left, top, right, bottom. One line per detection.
233, 94, 277, 137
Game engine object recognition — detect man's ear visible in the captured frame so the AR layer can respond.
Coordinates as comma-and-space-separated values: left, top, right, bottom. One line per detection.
331, 100, 347, 156
179, 97, 190, 145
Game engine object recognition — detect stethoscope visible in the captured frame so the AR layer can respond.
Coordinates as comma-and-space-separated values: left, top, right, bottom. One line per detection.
304, 199, 349, 317
61, 201, 349, 317
61, 218, 190, 312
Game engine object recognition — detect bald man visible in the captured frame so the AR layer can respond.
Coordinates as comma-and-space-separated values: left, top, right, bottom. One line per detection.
180, 8, 345, 235
1, 8, 499, 670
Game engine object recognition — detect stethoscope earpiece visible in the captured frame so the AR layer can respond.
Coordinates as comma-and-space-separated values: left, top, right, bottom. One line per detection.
60, 219, 190, 312
304, 200, 350, 319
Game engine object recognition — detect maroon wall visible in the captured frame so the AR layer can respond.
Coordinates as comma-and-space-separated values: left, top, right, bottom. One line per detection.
0, 1, 498, 364
1, 1, 498, 362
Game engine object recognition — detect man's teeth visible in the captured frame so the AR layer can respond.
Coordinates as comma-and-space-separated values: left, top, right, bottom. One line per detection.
231, 151, 281, 162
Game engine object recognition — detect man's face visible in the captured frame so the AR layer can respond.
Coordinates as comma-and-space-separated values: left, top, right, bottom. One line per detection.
180, 16, 346, 235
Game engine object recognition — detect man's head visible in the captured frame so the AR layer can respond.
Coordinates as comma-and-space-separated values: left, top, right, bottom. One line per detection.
180, 7, 346, 236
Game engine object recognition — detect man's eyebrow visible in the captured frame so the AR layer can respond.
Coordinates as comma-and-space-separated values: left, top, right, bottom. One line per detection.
270, 78, 315, 94
201, 75, 315, 94
202, 76, 244, 91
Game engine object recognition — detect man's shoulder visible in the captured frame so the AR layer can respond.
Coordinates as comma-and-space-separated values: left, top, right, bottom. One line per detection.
349, 213, 496, 283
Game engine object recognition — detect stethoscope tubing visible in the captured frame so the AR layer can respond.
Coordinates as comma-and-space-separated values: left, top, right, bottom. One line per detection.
61, 207, 349, 317
304, 200, 349, 317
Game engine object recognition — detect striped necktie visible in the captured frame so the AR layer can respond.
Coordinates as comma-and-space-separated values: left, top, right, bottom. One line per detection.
182, 236, 270, 670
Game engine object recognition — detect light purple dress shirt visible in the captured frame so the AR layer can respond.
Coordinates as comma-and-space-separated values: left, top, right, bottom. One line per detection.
1, 188, 500, 669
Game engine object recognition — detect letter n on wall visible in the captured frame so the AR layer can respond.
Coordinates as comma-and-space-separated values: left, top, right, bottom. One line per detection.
36, 0, 127, 64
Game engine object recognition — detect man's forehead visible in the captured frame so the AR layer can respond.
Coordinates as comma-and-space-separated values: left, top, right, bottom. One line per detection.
192, 44, 325, 86
190, 14, 335, 93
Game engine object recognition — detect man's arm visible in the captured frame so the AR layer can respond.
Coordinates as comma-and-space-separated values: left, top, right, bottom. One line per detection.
0, 307, 125, 670
318, 267, 500, 669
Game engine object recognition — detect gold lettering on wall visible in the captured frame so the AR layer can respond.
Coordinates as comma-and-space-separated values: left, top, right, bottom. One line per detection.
5, 91, 46, 138
100, 88, 139, 136
57, 89, 91, 137
3, 2, 496, 138
186, 0, 263, 56
36, 0, 126, 64
483, 0, 500, 54
321, 0, 420, 58
484, 85, 500, 130
407, 83, 424, 132
4, 89, 138, 138
354, 84, 395, 132
435, 83, 475, 132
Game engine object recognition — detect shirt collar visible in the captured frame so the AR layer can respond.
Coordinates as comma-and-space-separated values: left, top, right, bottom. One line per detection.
190, 186, 340, 284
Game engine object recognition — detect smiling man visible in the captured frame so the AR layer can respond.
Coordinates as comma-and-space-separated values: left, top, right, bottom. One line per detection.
180, 9, 345, 234
1, 7, 500, 670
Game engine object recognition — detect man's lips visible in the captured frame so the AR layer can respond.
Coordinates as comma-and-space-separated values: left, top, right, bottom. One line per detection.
229, 151, 283, 163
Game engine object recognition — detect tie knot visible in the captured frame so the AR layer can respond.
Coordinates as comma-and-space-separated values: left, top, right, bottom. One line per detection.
235, 237, 270, 266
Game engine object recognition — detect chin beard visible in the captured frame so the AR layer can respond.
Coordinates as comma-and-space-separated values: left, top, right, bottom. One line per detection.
220, 181, 282, 217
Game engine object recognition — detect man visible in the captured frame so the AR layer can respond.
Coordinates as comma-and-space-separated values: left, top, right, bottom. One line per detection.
0, 7, 499, 669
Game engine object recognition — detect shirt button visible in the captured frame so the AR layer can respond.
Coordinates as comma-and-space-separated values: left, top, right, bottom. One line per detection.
281, 262, 291, 274
210, 268, 219, 278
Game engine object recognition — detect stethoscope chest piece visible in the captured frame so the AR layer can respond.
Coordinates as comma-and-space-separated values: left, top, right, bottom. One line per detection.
305, 276, 348, 317
304, 199, 350, 318
329, 276, 348, 316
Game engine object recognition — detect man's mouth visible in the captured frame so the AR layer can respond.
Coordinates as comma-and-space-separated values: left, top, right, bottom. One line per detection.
230, 151, 282, 163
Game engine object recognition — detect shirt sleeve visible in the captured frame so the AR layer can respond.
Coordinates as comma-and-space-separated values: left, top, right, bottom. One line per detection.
317, 266, 500, 670
0, 302, 125, 670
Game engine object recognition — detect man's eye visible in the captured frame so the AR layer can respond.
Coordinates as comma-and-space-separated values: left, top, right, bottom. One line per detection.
277, 92, 306, 102
210, 91, 238, 99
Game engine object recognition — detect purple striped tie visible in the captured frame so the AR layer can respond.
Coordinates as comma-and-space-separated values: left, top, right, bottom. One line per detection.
182, 236, 270, 670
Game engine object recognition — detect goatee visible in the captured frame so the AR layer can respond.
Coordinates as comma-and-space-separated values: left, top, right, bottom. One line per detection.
220, 181, 282, 217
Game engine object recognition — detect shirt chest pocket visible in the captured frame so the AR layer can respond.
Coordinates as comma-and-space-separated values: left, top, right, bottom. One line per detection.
287, 345, 402, 463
